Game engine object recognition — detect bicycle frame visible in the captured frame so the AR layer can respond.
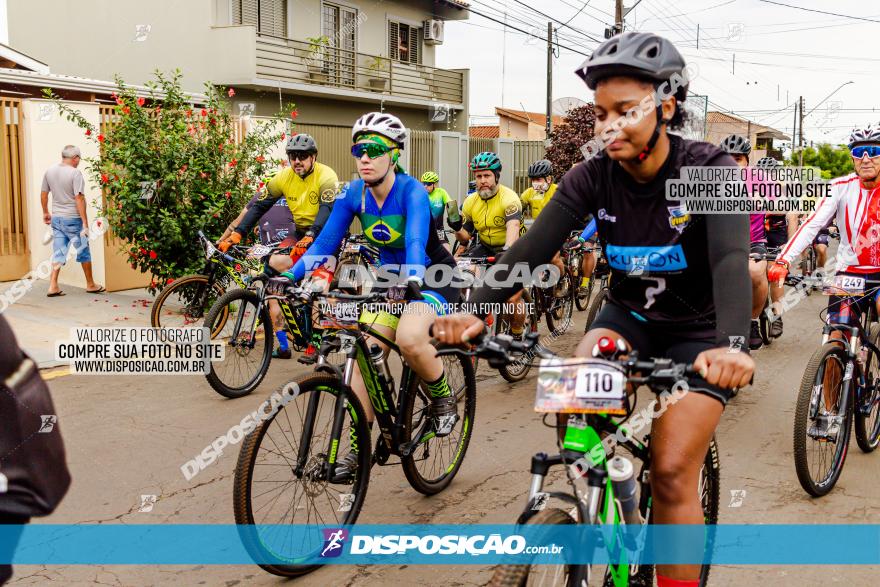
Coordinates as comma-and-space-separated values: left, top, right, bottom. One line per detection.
819, 287, 880, 418
294, 321, 434, 478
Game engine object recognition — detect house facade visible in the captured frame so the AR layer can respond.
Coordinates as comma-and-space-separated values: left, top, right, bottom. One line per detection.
705, 111, 790, 164
6, 0, 470, 132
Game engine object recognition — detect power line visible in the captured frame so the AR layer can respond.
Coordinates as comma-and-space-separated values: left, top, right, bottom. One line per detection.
560, 1, 591, 27
509, 0, 603, 42
757, 0, 880, 24
460, 2, 591, 56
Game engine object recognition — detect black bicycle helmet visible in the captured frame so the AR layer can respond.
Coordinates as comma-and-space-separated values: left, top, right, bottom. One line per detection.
286, 133, 317, 154
720, 134, 752, 155
576, 32, 689, 102
527, 159, 553, 178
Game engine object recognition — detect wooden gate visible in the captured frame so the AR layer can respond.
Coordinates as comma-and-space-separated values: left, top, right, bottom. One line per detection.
98, 105, 151, 291
0, 98, 28, 281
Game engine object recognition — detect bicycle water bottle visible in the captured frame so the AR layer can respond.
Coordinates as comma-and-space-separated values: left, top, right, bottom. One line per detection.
608, 455, 641, 526
370, 344, 394, 391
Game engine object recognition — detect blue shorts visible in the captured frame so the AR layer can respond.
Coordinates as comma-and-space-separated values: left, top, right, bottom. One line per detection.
51, 217, 91, 264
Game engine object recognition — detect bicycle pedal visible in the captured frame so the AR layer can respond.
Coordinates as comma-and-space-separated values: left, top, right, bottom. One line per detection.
399, 419, 433, 456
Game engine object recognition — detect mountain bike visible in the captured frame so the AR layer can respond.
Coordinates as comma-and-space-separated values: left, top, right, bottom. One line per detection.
793, 275, 880, 497
150, 230, 260, 329
584, 246, 612, 333
330, 233, 380, 294
203, 272, 313, 398
203, 234, 377, 398
233, 286, 477, 577
563, 232, 594, 312
529, 265, 574, 336
439, 332, 720, 586
457, 255, 537, 382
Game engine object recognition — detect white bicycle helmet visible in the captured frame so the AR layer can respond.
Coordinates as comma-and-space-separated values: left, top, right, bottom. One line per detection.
848, 124, 880, 148
352, 112, 408, 145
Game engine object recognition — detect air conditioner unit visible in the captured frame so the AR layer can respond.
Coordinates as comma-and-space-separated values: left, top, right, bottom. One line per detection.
424, 19, 444, 45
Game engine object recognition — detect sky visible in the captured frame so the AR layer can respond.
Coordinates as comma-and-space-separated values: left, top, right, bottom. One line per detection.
434, 0, 880, 148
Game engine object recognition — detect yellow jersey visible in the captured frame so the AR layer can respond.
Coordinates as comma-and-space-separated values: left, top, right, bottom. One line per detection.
520, 183, 557, 220
264, 162, 339, 229
461, 185, 522, 247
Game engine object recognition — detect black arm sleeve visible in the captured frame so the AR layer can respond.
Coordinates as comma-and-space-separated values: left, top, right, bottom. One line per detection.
235, 194, 280, 237
0, 315, 25, 380
470, 199, 583, 313
706, 212, 751, 347
310, 200, 333, 236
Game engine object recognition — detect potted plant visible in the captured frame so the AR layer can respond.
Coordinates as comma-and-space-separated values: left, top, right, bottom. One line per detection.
366, 55, 389, 91
305, 35, 330, 82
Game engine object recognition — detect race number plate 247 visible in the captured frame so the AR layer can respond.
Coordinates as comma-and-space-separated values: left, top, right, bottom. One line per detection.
535, 359, 626, 415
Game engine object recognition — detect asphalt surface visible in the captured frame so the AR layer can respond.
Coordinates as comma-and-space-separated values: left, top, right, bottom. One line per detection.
10, 289, 880, 586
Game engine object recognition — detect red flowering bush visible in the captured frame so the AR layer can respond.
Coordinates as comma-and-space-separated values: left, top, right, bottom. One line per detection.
45, 71, 295, 294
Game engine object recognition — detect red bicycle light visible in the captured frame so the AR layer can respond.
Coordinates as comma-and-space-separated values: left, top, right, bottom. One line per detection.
597, 336, 616, 356
487, 256, 495, 263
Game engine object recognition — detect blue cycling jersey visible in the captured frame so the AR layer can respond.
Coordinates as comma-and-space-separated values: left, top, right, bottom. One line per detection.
291, 173, 448, 281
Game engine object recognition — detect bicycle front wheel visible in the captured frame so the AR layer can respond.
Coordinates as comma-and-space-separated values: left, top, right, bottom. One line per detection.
575, 270, 594, 312
150, 274, 224, 330
584, 288, 608, 334
855, 324, 880, 452
204, 288, 272, 398
546, 273, 574, 335
488, 508, 583, 587
401, 349, 477, 495
233, 374, 371, 577
793, 343, 853, 496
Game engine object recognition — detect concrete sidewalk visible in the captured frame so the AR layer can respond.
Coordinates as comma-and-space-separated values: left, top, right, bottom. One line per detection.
0, 280, 154, 368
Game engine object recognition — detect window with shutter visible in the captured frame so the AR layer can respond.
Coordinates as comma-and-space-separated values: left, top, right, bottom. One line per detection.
259, 0, 287, 37
233, 0, 285, 36
388, 21, 422, 65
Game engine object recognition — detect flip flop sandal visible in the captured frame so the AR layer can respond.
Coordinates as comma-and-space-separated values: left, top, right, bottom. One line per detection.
47, 291, 66, 297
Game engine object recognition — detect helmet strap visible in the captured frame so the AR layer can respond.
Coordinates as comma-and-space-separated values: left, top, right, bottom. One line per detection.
364, 155, 395, 188
634, 106, 669, 164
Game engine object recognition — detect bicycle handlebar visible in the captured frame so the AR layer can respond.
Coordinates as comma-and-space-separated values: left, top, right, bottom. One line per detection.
434, 330, 697, 383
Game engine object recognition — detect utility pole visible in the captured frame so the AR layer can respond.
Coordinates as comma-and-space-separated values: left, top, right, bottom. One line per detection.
791, 99, 798, 159
798, 95, 805, 167
546, 21, 553, 138
616, 0, 624, 33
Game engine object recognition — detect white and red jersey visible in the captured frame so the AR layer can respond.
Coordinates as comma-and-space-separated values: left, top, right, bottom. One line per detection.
779, 173, 880, 273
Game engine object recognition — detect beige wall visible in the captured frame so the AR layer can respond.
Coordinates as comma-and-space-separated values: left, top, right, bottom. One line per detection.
233, 87, 464, 132
8, 0, 255, 94
21, 100, 107, 289
291, 0, 446, 65
8, 0, 447, 92
706, 120, 765, 165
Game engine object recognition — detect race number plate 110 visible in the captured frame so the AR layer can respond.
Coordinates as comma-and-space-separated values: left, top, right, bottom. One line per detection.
534, 358, 626, 415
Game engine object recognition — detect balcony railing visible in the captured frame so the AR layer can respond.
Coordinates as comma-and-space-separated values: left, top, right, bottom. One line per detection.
255, 33, 464, 106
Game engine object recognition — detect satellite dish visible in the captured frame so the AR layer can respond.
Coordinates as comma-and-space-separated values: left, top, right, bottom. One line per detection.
552, 97, 588, 117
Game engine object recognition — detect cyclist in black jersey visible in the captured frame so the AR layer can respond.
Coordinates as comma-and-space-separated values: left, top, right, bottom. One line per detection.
434, 32, 754, 587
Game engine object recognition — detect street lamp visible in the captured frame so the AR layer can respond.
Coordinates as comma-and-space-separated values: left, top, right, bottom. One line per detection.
805, 81, 853, 118
798, 81, 853, 166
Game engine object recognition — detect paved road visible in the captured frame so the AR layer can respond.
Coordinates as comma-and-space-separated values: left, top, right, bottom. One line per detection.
10, 291, 880, 586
